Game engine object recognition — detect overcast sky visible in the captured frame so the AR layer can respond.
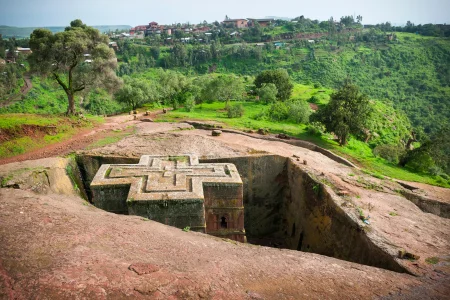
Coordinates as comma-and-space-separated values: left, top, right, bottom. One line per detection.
1, 0, 449, 27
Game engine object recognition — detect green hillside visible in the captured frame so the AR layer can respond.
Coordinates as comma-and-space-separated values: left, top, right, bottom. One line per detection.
1, 19, 449, 187
116, 32, 449, 136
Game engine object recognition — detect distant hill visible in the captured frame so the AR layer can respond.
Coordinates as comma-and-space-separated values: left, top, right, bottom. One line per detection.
0, 25, 132, 38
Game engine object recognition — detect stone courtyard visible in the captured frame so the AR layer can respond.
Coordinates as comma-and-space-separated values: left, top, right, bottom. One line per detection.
90, 154, 246, 242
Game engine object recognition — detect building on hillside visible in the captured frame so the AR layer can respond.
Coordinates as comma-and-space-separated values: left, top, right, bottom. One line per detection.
148, 21, 159, 30
222, 19, 248, 28
130, 25, 148, 35
109, 42, 118, 51
386, 33, 394, 41
193, 26, 210, 34
119, 32, 133, 39
247, 18, 274, 27
17, 47, 32, 54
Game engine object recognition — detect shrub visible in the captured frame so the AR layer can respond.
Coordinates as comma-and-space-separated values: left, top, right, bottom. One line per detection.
184, 97, 196, 112
227, 103, 244, 118
372, 144, 406, 164
268, 101, 289, 121
309, 95, 320, 103
307, 122, 326, 136
288, 100, 311, 124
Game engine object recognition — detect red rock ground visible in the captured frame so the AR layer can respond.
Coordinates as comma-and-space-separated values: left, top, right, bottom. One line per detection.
1, 188, 449, 299
1, 115, 449, 299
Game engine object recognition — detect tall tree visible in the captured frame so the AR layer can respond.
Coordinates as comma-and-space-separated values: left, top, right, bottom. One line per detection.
115, 77, 158, 110
254, 69, 293, 101
311, 81, 371, 146
157, 69, 191, 109
28, 19, 121, 115
257, 83, 278, 104
202, 75, 245, 105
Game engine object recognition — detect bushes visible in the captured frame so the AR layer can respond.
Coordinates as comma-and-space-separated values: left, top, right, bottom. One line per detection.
307, 122, 326, 136
254, 100, 311, 124
288, 100, 311, 124
372, 144, 406, 164
226, 103, 244, 118
267, 102, 289, 121
184, 96, 196, 112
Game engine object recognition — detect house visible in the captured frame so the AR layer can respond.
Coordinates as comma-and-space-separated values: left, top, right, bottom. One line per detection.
130, 25, 148, 35
230, 31, 239, 36
248, 18, 274, 27
193, 26, 210, 34
120, 32, 133, 39
109, 42, 118, 51
222, 19, 248, 28
17, 47, 32, 54
274, 42, 284, 48
386, 33, 394, 41
149, 21, 159, 29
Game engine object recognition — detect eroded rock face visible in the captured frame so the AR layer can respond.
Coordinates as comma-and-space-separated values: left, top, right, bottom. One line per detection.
0, 157, 82, 196
90, 154, 246, 242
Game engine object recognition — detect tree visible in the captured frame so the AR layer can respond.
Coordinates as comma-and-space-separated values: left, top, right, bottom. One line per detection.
400, 126, 450, 175
257, 83, 278, 104
202, 75, 245, 105
115, 77, 158, 110
340, 16, 355, 26
311, 81, 371, 146
157, 69, 191, 109
254, 69, 293, 101
28, 19, 121, 115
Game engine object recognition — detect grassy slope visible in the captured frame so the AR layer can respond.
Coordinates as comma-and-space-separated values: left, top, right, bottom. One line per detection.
167, 33, 449, 135
0, 114, 103, 159
0, 76, 124, 116
156, 100, 448, 188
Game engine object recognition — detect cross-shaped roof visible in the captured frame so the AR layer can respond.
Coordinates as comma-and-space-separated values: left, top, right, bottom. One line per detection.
90, 154, 242, 203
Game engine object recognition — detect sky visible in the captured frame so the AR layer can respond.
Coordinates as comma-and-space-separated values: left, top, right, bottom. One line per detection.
1, 0, 449, 27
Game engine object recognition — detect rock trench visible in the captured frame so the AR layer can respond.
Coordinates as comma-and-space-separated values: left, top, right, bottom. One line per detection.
75, 153, 409, 273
